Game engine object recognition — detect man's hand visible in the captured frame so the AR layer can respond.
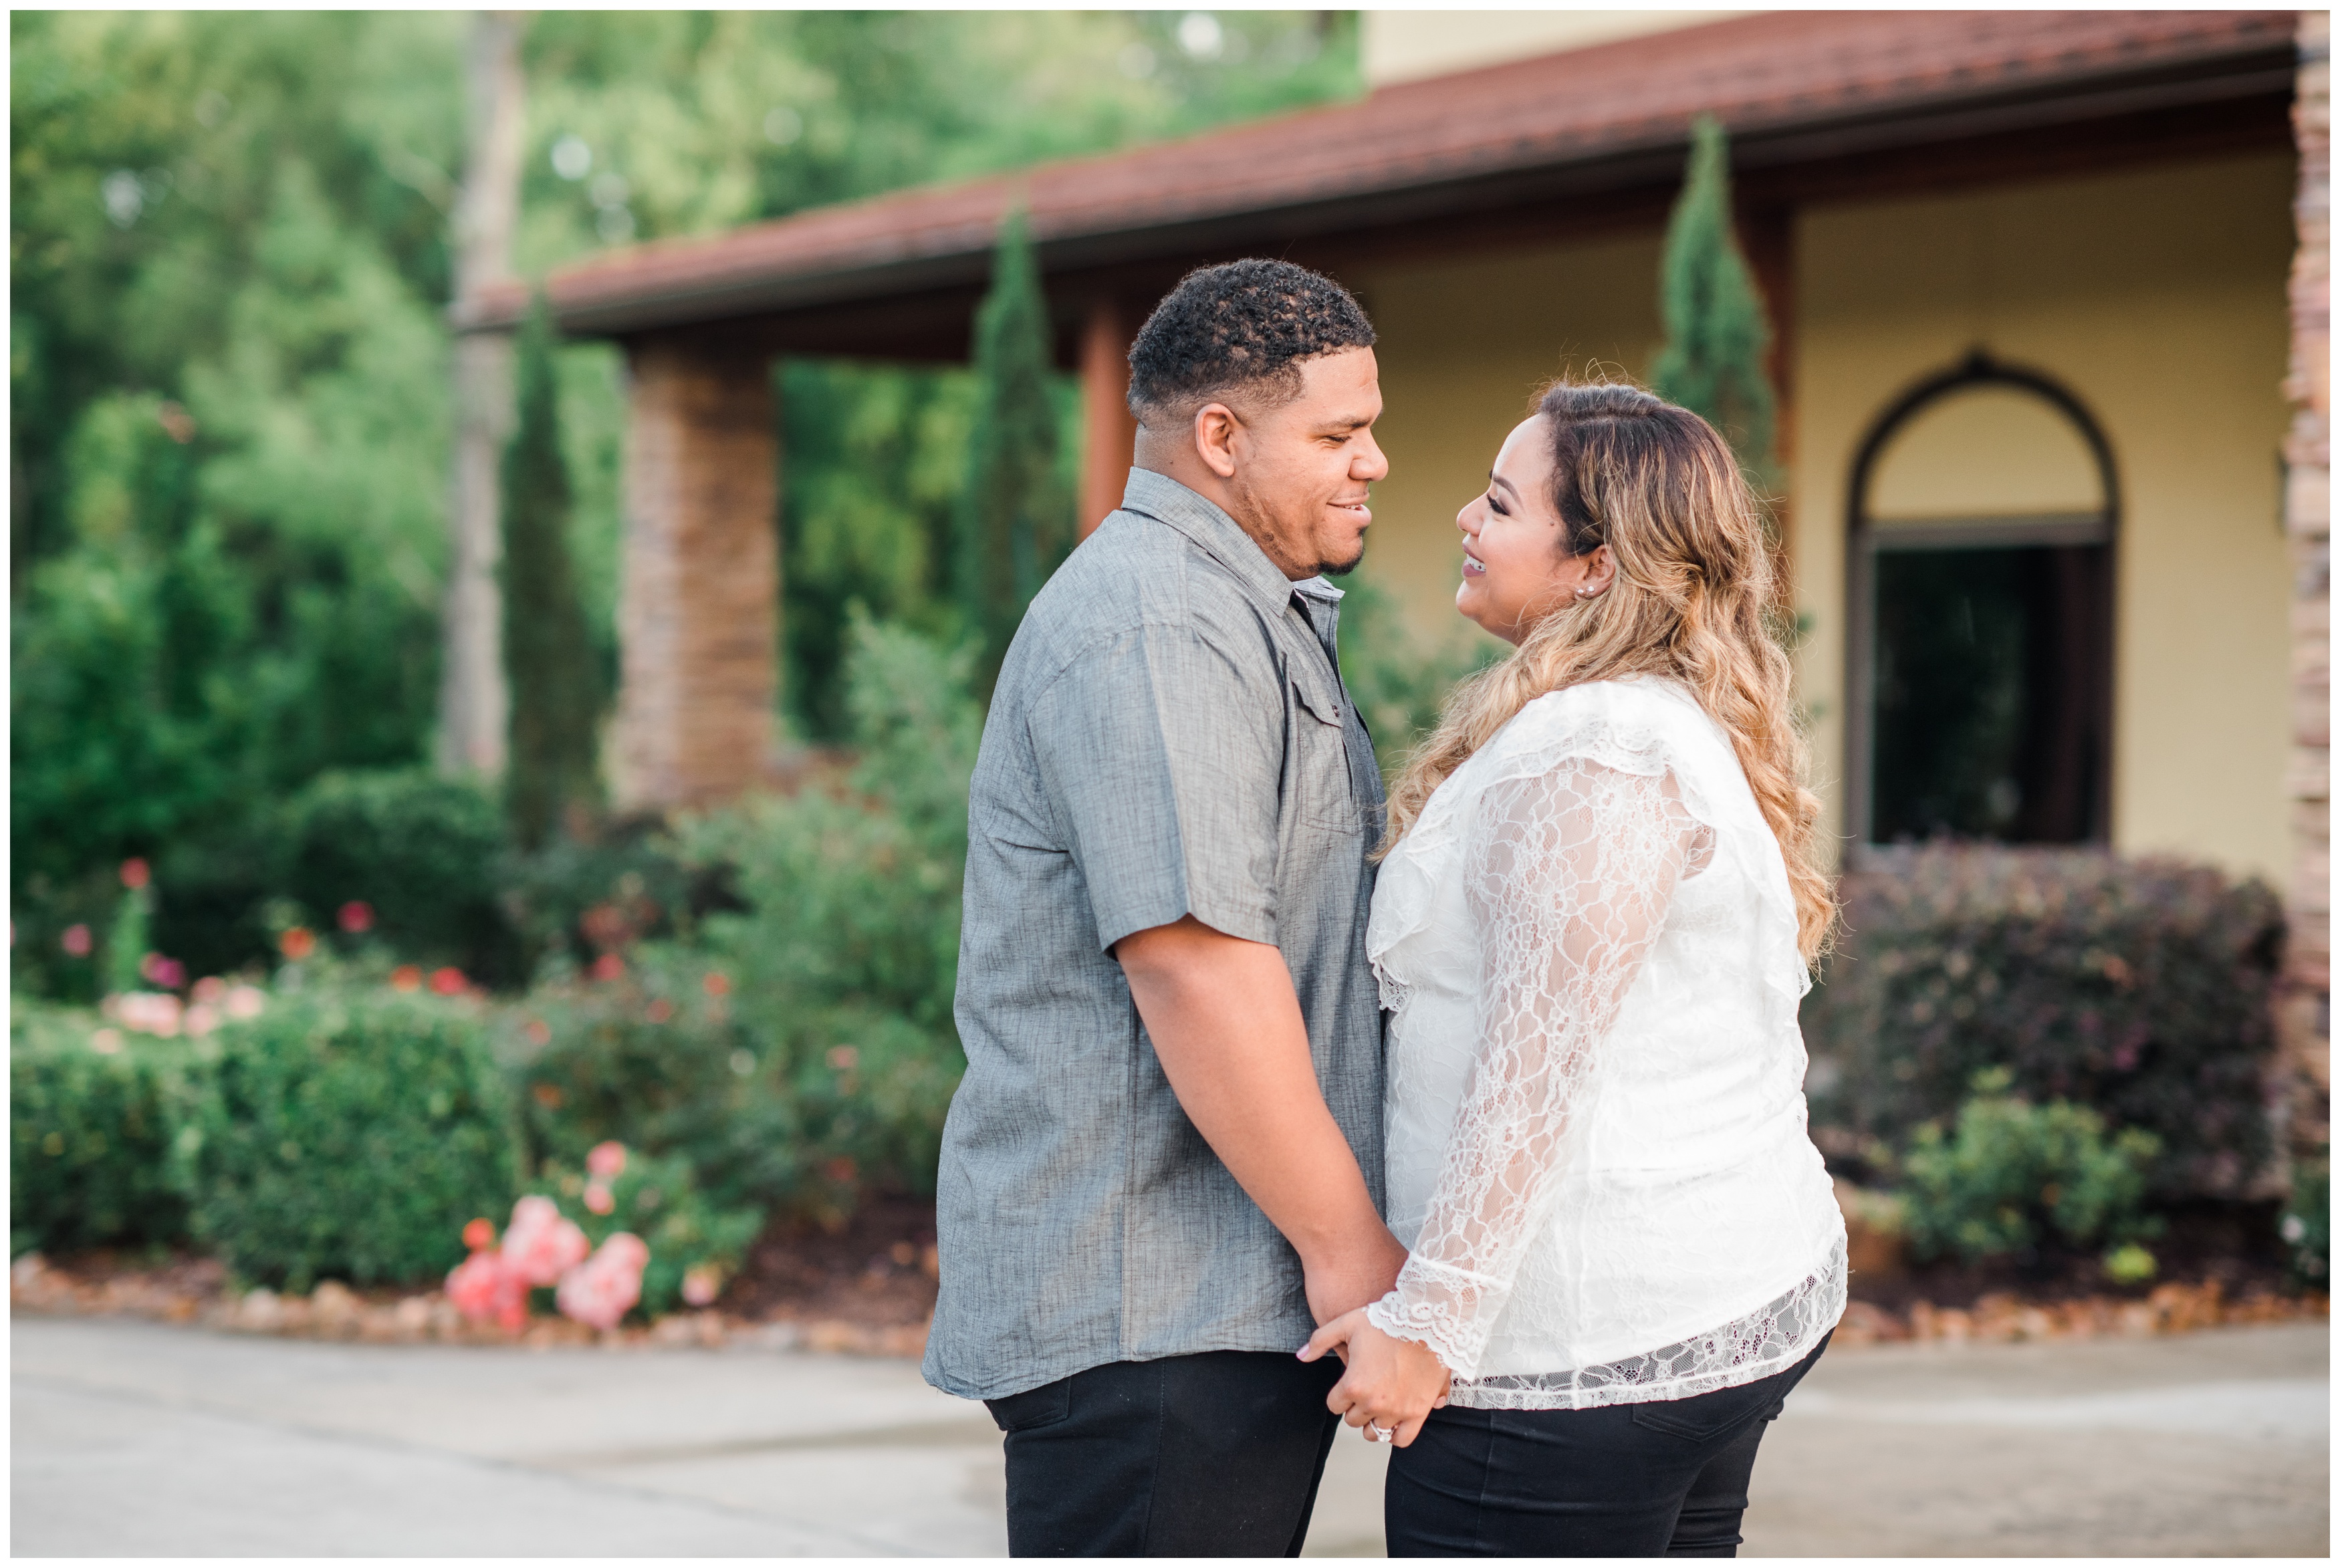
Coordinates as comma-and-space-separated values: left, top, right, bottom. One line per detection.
1116, 914, 1398, 1325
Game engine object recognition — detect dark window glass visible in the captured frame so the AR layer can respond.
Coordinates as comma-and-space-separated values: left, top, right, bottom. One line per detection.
1869, 542, 2109, 843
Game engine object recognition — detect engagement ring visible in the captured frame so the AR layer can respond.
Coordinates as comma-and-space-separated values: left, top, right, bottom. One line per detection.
1366, 1421, 1393, 1443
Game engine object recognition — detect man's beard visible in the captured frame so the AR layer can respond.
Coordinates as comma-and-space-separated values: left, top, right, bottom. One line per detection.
1230, 476, 1367, 579
1316, 533, 1367, 577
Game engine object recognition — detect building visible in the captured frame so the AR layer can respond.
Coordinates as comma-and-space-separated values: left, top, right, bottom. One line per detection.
465, 9, 2327, 1123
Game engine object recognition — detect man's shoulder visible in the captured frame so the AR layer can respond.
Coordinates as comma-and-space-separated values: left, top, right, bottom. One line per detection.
1010, 513, 1278, 686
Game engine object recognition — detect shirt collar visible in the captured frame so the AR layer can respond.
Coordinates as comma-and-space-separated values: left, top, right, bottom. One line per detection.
1118, 468, 1342, 616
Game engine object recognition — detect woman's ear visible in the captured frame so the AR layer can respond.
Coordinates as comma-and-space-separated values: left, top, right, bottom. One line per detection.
1578, 544, 1617, 598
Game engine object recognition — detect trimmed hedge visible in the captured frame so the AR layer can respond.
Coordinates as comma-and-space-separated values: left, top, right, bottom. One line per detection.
1804, 845, 2283, 1196
1897, 1070, 2162, 1264
11, 1003, 188, 1257
178, 989, 521, 1290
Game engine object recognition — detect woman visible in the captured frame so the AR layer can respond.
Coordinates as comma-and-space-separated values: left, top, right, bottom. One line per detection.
1300, 382, 1845, 1557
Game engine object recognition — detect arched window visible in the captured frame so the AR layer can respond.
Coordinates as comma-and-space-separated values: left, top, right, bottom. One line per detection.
1846, 352, 2117, 847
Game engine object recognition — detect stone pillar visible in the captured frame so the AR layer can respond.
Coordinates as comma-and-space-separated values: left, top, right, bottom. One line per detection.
1078, 297, 1138, 539
2280, 9, 2331, 1153
610, 338, 780, 811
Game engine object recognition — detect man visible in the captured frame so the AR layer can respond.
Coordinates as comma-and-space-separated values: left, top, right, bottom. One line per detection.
923, 259, 1403, 1556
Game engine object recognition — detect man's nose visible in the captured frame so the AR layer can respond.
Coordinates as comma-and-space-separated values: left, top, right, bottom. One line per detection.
1354, 433, 1390, 483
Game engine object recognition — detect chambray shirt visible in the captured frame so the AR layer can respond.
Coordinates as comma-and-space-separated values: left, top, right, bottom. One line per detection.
923, 467, 1388, 1402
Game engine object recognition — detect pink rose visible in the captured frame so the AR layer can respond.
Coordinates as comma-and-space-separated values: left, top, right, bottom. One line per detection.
501, 1195, 589, 1287
585, 1141, 627, 1178
446, 1249, 528, 1332
583, 1181, 615, 1215
556, 1232, 649, 1331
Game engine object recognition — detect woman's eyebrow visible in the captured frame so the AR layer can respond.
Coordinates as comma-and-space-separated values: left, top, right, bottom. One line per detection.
1489, 472, 1522, 499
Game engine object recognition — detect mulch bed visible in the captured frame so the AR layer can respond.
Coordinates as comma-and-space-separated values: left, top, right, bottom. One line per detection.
15, 1195, 2321, 1356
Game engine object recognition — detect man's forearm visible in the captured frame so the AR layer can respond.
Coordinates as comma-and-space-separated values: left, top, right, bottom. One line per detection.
1117, 916, 1403, 1317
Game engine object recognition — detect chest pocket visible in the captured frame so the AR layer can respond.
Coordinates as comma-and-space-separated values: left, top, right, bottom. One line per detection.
1290, 668, 1363, 835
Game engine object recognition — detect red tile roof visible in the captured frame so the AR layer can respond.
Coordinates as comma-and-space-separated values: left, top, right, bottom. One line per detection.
465, 9, 2297, 336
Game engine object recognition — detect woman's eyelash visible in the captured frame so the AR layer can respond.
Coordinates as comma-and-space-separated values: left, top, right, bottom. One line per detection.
1487, 491, 1508, 515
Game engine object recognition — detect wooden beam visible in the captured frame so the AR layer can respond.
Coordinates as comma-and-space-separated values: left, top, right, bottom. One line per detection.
1078, 297, 1138, 539
610, 338, 780, 811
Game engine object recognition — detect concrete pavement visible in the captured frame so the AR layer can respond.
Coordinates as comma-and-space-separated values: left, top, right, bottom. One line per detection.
11, 1315, 2327, 1555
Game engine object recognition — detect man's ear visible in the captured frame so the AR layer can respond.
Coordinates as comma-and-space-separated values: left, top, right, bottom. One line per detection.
1192, 401, 1242, 480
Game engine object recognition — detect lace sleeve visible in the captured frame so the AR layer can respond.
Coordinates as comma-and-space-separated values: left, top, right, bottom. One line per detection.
1366, 757, 1706, 1376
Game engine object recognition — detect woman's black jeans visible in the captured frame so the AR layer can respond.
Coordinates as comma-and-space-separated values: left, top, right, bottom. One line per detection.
1385, 1334, 1829, 1557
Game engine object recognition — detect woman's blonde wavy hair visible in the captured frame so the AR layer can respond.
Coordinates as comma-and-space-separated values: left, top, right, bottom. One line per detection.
1382, 380, 1836, 962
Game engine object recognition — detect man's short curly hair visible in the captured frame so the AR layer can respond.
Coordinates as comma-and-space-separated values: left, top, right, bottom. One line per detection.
1125, 259, 1375, 420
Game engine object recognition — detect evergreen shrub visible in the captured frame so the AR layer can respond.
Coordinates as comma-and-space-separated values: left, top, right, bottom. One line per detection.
680, 616, 978, 1217
177, 988, 521, 1290
1895, 1069, 2162, 1265
506, 952, 800, 1216
2280, 1154, 2329, 1285
277, 769, 521, 984
1804, 845, 2283, 1196
10, 1003, 190, 1257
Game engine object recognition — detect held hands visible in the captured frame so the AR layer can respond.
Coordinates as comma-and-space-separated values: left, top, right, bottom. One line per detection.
1298, 1308, 1451, 1448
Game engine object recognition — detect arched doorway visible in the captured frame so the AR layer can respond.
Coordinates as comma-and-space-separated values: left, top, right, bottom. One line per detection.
1846, 352, 2119, 847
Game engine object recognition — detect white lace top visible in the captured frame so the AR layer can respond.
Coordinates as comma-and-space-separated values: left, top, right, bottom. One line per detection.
1365, 676, 1845, 1410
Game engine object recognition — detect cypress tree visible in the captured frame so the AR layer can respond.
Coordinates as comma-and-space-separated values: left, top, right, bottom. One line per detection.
499, 291, 602, 849
1651, 116, 1778, 489
954, 209, 1068, 688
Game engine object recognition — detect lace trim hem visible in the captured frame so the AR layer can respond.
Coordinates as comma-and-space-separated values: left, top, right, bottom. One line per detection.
1440, 1243, 1847, 1412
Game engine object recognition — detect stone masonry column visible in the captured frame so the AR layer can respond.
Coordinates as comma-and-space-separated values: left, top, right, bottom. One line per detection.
610, 337, 780, 811
2280, 9, 2331, 1154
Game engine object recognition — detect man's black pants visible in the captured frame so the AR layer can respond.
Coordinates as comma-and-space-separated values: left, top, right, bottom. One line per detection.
983, 1349, 1345, 1556
1385, 1335, 1830, 1557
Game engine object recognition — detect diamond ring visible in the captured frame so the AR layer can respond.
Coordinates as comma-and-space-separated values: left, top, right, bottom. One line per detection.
1367, 1420, 1394, 1442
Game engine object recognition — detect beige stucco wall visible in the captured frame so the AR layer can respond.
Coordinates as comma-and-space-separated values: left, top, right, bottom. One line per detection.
1360, 10, 1746, 88
1794, 151, 2297, 880
1350, 149, 2296, 880
1349, 231, 1663, 640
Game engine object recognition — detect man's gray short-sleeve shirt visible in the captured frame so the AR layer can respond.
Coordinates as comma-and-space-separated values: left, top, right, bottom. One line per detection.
922, 469, 1387, 1402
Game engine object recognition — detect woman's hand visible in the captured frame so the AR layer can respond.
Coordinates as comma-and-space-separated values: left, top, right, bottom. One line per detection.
1298, 1308, 1451, 1446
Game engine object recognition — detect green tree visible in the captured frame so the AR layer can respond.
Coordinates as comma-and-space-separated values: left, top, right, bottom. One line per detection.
500, 292, 603, 849
1651, 116, 1776, 487
953, 209, 1071, 686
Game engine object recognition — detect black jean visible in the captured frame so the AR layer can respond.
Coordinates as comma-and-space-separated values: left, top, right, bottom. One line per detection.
983, 1349, 1344, 1557
1385, 1335, 1831, 1558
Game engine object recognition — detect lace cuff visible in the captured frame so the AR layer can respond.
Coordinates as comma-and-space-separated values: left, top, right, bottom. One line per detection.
1362, 1253, 1504, 1377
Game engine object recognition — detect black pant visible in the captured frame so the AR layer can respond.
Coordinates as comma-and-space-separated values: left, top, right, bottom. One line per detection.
1385, 1335, 1830, 1558
984, 1349, 1344, 1557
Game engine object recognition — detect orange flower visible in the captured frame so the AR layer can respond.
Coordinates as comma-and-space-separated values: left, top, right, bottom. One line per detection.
590, 952, 626, 983
279, 926, 316, 960
428, 967, 465, 996
702, 971, 731, 997
461, 1217, 497, 1252
645, 998, 674, 1024
389, 964, 423, 993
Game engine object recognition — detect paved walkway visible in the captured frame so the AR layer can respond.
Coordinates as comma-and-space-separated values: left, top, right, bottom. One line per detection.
11, 1315, 2327, 1556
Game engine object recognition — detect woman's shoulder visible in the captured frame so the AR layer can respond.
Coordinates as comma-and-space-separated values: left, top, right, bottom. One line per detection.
1492, 675, 1712, 762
